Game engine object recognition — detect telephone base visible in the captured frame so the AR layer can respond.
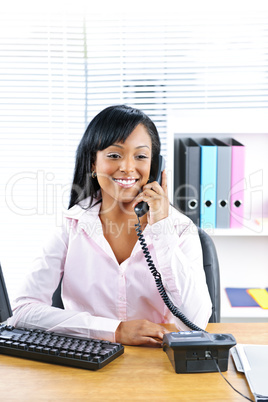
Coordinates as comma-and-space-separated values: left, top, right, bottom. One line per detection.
163, 331, 236, 373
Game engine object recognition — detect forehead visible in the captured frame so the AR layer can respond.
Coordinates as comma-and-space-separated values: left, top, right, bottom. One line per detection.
112, 124, 152, 149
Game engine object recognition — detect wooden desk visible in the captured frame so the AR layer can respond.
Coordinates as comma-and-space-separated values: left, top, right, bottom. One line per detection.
0, 323, 267, 401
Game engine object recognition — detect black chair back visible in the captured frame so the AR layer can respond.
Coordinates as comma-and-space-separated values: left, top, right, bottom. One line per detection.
198, 227, 221, 323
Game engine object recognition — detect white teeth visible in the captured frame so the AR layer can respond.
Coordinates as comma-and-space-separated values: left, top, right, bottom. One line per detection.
114, 179, 136, 185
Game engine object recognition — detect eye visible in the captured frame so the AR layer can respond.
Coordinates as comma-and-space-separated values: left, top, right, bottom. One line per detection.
107, 153, 121, 159
136, 154, 149, 160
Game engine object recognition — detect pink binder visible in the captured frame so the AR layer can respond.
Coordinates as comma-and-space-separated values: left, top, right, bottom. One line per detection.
228, 139, 245, 228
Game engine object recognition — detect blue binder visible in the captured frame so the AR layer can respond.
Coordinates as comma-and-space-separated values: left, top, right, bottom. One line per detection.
197, 139, 217, 229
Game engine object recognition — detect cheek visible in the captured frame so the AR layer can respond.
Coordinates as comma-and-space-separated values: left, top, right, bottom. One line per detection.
96, 171, 114, 187
95, 157, 114, 176
142, 163, 151, 183
95, 161, 116, 190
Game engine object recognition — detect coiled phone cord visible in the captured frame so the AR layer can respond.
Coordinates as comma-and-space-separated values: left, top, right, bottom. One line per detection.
135, 217, 206, 333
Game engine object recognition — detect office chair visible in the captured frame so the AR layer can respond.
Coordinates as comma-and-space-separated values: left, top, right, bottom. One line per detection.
52, 227, 221, 323
52, 278, 64, 310
198, 227, 221, 323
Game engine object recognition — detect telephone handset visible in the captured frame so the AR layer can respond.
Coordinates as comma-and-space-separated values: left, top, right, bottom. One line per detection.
134, 155, 165, 218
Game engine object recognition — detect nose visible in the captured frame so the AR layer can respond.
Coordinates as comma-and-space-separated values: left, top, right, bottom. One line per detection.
119, 156, 135, 174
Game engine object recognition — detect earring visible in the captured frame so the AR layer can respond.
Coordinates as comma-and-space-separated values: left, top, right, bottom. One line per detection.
91, 170, 97, 179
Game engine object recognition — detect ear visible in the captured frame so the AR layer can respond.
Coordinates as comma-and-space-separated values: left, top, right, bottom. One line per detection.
90, 159, 96, 173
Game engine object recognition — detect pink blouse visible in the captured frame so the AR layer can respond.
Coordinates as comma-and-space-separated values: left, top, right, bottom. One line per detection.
9, 198, 212, 342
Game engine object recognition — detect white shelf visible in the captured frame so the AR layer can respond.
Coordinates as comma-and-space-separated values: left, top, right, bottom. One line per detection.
205, 221, 268, 237
168, 108, 268, 321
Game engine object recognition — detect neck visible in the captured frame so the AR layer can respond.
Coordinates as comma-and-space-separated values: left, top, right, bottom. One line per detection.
100, 195, 134, 219
99, 199, 147, 234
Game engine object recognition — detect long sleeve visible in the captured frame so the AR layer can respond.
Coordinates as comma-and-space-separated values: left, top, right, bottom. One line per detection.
146, 208, 212, 331
8, 219, 120, 342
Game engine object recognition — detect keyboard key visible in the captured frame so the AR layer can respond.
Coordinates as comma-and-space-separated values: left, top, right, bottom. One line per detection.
12, 342, 20, 348
81, 354, 91, 361
99, 350, 111, 358
5, 341, 13, 347
18, 343, 27, 350
92, 356, 102, 363
49, 349, 59, 355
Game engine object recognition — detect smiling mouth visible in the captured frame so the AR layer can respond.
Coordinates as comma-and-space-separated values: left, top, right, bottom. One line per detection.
113, 178, 138, 188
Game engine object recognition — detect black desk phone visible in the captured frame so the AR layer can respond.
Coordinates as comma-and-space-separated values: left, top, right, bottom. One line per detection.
134, 154, 236, 373
162, 331, 236, 373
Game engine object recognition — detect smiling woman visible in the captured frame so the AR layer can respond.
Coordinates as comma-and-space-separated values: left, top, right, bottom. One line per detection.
93, 124, 152, 208
69, 106, 167, 265
68, 105, 161, 209
8, 105, 212, 347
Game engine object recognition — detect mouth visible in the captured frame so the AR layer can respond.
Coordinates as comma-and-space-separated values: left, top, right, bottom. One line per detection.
112, 178, 139, 188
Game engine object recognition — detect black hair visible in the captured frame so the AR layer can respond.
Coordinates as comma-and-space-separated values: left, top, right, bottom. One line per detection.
68, 104, 161, 209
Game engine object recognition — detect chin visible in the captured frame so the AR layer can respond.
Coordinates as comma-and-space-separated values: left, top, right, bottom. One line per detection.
117, 195, 137, 210
117, 189, 139, 203
119, 197, 135, 205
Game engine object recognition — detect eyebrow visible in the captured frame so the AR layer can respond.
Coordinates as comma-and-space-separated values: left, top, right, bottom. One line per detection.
110, 144, 150, 150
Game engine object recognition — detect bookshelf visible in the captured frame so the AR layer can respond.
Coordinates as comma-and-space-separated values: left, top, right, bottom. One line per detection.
167, 108, 268, 321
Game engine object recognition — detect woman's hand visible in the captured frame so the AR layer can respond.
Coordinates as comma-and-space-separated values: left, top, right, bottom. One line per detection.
133, 170, 169, 225
115, 319, 170, 347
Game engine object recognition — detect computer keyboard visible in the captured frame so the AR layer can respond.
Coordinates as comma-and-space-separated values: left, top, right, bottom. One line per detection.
0, 324, 124, 370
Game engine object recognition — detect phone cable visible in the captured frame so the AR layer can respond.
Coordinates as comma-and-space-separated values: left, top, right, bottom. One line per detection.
135, 217, 206, 333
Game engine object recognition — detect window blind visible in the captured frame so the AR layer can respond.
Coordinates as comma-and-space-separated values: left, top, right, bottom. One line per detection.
0, 4, 268, 299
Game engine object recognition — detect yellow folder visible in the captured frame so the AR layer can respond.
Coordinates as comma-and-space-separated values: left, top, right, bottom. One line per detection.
247, 288, 268, 309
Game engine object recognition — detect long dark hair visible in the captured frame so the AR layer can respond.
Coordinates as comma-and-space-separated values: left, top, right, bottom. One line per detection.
69, 105, 161, 209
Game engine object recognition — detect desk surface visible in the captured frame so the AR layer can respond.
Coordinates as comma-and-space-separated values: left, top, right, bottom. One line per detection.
0, 323, 267, 401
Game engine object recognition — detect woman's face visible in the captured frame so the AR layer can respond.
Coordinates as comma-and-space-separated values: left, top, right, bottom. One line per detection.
93, 124, 152, 209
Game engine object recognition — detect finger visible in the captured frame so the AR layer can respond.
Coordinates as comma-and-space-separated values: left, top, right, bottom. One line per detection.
143, 170, 167, 192
161, 169, 168, 195
142, 325, 168, 339
132, 189, 159, 209
132, 192, 151, 209
155, 328, 170, 340
142, 187, 163, 200
141, 336, 163, 347
143, 181, 163, 194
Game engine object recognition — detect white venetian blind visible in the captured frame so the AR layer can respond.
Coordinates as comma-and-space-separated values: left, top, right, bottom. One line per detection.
0, 2, 268, 299
0, 11, 87, 297
84, 9, 268, 151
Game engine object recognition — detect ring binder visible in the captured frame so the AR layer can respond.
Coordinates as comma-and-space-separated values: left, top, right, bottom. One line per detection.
197, 138, 217, 229
175, 138, 200, 226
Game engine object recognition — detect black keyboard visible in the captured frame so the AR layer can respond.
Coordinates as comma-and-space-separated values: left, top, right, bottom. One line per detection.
0, 324, 124, 370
